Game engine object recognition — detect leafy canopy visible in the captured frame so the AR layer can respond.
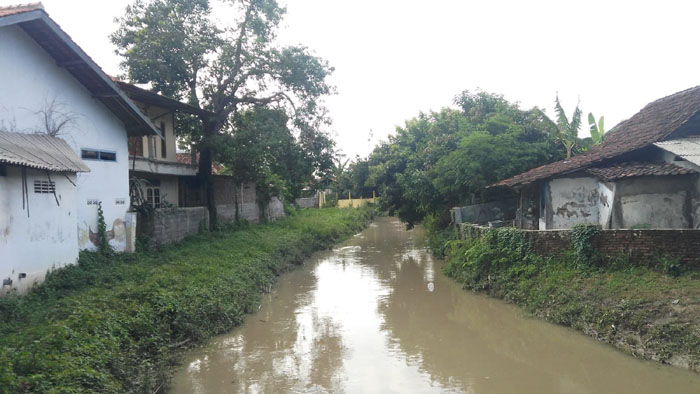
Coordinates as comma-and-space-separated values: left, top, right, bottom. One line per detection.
341, 90, 563, 227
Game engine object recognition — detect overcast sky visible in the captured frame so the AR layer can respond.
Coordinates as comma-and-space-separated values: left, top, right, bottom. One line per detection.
7, 0, 700, 158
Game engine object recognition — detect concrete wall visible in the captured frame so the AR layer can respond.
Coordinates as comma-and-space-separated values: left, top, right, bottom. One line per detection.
132, 108, 175, 161
337, 197, 375, 208
267, 197, 285, 221
296, 196, 318, 209
139, 207, 209, 245
611, 175, 694, 229
538, 174, 697, 230
458, 223, 700, 270
0, 166, 79, 293
0, 25, 131, 252
543, 177, 600, 229
453, 198, 517, 225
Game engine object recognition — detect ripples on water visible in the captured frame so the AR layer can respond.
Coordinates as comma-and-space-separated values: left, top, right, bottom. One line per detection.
170, 217, 700, 394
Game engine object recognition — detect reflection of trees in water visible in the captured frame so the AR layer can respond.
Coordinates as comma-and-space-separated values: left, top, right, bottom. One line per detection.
367, 219, 683, 394
175, 218, 696, 394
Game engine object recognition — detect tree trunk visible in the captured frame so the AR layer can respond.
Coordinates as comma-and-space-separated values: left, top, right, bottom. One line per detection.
199, 121, 217, 230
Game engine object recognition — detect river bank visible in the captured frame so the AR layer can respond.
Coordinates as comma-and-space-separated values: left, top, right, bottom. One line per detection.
439, 226, 700, 373
0, 207, 373, 393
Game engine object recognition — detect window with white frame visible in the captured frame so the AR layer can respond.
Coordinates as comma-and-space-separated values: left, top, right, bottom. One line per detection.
146, 187, 161, 208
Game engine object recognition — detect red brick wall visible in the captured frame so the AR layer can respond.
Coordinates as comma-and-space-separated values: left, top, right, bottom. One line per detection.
458, 224, 700, 269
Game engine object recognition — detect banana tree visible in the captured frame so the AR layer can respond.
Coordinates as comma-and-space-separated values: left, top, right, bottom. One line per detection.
588, 113, 605, 145
553, 94, 582, 159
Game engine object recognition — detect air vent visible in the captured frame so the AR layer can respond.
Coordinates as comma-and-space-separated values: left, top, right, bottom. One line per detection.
34, 180, 56, 194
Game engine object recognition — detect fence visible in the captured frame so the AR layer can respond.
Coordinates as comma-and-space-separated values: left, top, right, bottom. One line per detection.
457, 223, 700, 270
337, 191, 376, 208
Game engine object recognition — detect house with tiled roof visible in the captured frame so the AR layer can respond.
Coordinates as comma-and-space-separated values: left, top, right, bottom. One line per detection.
491, 86, 700, 230
0, 3, 162, 291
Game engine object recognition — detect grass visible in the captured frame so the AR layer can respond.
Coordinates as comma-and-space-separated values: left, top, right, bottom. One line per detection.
440, 226, 700, 372
0, 207, 373, 393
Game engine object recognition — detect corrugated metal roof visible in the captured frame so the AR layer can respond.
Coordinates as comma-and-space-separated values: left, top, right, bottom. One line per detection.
654, 137, 700, 167
0, 131, 90, 172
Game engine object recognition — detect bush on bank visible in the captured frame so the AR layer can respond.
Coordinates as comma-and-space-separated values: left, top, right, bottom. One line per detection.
0, 207, 373, 393
440, 226, 700, 372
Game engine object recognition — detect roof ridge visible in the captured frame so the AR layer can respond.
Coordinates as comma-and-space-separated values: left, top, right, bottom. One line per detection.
0, 2, 43, 11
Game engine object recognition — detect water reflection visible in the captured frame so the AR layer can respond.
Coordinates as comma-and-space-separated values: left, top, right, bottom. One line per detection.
170, 217, 700, 394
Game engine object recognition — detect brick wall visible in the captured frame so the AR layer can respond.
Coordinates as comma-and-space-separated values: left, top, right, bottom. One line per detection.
139, 207, 208, 245
457, 224, 700, 269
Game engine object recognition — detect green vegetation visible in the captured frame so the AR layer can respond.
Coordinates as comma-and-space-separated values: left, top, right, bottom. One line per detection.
444, 227, 700, 371
588, 112, 606, 144
340, 91, 566, 228
0, 207, 373, 393
112, 0, 335, 227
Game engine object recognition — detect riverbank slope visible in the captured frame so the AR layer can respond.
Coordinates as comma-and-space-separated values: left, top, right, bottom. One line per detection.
437, 226, 700, 373
0, 207, 373, 393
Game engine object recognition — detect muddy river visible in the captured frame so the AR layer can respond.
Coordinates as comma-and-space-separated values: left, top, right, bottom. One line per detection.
169, 217, 700, 393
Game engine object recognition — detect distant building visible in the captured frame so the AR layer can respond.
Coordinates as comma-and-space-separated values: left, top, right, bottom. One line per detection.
492, 86, 700, 230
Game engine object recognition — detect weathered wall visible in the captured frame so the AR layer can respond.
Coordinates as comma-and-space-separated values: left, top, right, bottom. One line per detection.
453, 198, 517, 225
0, 25, 131, 252
458, 224, 700, 269
296, 196, 318, 209
597, 182, 615, 228
138, 207, 209, 245
267, 197, 285, 221
611, 175, 694, 229
0, 167, 79, 293
544, 177, 600, 229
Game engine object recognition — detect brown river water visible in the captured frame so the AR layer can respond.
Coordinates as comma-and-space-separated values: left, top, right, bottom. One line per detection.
169, 217, 700, 394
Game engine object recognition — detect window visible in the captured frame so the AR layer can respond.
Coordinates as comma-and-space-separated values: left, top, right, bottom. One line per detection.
146, 187, 161, 208
81, 149, 117, 162
34, 180, 56, 194
160, 121, 167, 159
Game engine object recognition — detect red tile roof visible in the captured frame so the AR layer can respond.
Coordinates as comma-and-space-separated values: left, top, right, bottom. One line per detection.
492, 85, 700, 188
176, 152, 224, 175
0, 3, 43, 17
584, 162, 695, 181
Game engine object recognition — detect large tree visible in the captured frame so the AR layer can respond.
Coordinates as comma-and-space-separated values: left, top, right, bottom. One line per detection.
112, 0, 333, 226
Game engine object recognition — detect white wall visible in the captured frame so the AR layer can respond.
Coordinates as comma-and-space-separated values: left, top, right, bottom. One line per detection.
0, 25, 131, 251
545, 177, 600, 229
597, 182, 615, 229
133, 107, 176, 161
0, 166, 78, 293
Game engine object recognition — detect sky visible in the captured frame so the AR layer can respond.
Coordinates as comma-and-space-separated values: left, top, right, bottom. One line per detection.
6, 0, 700, 158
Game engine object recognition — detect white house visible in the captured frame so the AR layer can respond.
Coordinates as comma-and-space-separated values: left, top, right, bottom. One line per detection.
0, 4, 162, 291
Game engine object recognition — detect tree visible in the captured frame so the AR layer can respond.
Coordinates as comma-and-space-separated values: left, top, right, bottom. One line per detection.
588, 113, 605, 145
358, 92, 562, 228
552, 94, 582, 159
112, 0, 333, 227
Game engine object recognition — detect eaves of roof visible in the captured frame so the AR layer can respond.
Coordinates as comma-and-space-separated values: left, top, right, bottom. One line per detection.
0, 7, 162, 138
491, 85, 700, 188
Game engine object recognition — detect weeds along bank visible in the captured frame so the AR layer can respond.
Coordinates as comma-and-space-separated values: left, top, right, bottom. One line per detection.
437, 225, 700, 373
0, 207, 374, 393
